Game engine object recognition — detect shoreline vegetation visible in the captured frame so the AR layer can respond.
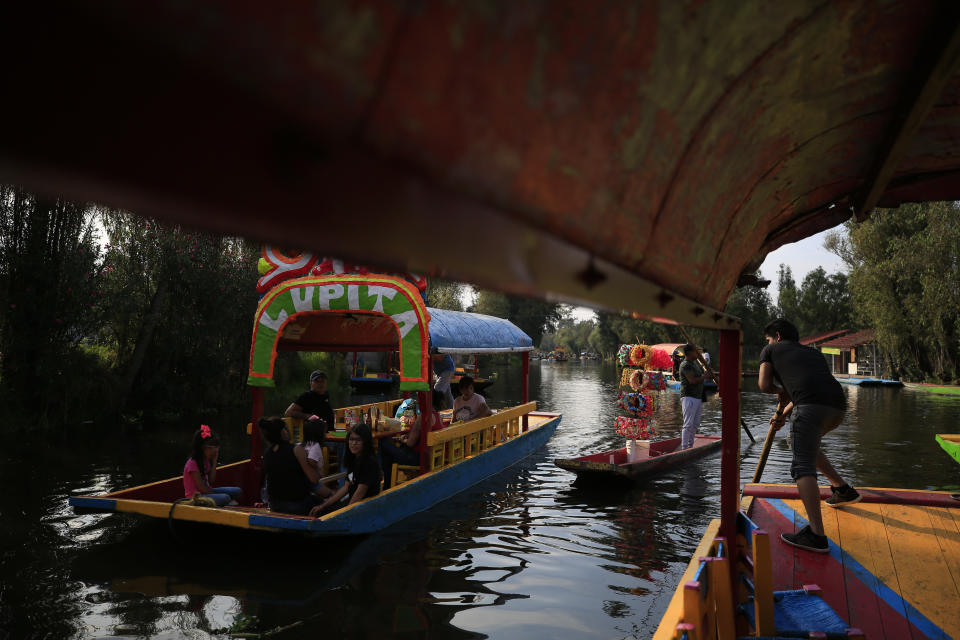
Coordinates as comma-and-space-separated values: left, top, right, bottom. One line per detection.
1, 187, 956, 428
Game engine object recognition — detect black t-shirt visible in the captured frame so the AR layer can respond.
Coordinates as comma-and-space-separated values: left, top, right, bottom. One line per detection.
346, 455, 382, 501
759, 341, 846, 410
264, 442, 311, 502
294, 390, 335, 427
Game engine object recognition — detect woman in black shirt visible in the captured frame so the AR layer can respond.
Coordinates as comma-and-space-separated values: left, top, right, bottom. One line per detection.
310, 423, 382, 516
260, 416, 321, 515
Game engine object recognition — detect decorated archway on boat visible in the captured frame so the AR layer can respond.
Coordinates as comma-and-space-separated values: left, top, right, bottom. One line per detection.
248, 274, 432, 390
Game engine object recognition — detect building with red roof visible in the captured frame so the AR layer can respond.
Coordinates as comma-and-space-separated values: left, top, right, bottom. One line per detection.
799, 330, 852, 348
818, 329, 881, 377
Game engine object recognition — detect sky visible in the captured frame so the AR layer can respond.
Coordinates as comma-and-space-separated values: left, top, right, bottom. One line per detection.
757, 228, 847, 300
565, 228, 847, 321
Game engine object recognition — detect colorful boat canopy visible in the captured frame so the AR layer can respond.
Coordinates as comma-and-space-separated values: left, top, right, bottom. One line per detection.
427, 308, 533, 355
248, 275, 431, 391
246, 275, 532, 388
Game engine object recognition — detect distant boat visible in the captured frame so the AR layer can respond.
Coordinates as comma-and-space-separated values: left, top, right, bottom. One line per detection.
348, 351, 397, 393
663, 370, 718, 391
554, 435, 721, 482
649, 343, 718, 390
905, 382, 960, 396
834, 376, 903, 387
936, 434, 960, 465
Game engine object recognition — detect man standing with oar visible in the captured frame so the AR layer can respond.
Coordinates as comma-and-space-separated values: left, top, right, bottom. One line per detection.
758, 318, 861, 554
679, 343, 714, 449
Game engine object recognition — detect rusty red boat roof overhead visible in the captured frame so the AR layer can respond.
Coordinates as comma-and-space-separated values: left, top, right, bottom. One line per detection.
3, 2, 960, 328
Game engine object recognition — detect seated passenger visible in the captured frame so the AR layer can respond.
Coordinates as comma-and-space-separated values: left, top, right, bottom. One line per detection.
260, 416, 321, 515
284, 370, 335, 429
380, 398, 443, 490
301, 419, 334, 500
431, 352, 455, 410
183, 425, 243, 506
310, 424, 381, 516
452, 376, 494, 423
395, 397, 419, 420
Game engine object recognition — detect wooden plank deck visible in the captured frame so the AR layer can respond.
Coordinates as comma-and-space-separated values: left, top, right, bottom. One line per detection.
748, 491, 959, 639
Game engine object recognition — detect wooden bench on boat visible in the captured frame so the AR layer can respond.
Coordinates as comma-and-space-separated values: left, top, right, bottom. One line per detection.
390, 402, 537, 487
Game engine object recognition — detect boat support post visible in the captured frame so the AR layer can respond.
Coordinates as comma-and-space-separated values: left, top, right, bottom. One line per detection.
521, 351, 530, 432
718, 327, 741, 599
249, 386, 265, 493
419, 390, 433, 474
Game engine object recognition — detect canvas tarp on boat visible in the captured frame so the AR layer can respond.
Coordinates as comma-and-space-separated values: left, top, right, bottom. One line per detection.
427, 308, 533, 355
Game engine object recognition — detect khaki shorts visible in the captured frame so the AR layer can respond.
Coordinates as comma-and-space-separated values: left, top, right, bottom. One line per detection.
788, 404, 844, 480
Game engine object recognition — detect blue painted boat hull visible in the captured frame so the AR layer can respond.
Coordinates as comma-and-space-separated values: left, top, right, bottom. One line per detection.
835, 377, 903, 387
281, 413, 561, 536
70, 413, 561, 538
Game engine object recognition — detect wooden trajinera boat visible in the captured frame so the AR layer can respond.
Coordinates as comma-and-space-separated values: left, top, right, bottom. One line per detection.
18, 2, 960, 636
69, 265, 560, 537
555, 435, 721, 481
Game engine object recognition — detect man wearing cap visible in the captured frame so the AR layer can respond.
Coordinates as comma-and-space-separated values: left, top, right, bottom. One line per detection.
285, 370, 335, 429
679, 344, 714, 449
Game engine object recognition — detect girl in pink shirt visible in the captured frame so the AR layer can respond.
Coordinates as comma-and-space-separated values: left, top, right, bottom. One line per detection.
183, 425, 243, 506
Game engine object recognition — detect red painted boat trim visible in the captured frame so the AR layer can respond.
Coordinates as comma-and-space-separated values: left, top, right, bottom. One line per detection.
555, 435, 721, 477
743, 484, 960, 508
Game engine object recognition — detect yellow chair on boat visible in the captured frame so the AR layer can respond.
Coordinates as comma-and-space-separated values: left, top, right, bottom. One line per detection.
467, 432, 481, 457
429, 443, 445, 471
390, 463, 420, 488
448, 436, 465, 465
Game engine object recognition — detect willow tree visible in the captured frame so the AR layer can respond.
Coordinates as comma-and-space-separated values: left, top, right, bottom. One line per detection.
827, 201, 960, 381
0, 186, 103, 423
98, 212, 261, 415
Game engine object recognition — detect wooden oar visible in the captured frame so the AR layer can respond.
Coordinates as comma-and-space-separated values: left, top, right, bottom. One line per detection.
740, 418, 756, 443
751, 423, 777, 483
676, 326, 715, 377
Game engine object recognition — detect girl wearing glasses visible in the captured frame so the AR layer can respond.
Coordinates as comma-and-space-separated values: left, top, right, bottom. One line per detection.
310, 423, 381, 516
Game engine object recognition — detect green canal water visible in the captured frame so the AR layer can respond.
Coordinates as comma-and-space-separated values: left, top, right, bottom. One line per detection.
2, 361, 958, 639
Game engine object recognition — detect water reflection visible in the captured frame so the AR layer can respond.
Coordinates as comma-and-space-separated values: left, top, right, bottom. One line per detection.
4, 361, 960, 638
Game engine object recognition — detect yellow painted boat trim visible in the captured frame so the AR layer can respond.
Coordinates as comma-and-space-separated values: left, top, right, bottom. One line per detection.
651, 518, 721, 640
114, 499, 252, 528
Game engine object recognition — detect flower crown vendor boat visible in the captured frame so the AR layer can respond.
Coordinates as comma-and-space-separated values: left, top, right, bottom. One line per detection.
555, 435, 721, 483
556, 344, 721, 482
69, 264, 560, 537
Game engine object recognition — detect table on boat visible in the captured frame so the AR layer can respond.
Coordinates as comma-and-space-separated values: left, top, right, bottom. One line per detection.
326, 427, 411, 442
328, 410, 453, 442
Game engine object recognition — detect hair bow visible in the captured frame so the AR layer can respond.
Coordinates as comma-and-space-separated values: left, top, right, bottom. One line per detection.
200, 424, 212, 439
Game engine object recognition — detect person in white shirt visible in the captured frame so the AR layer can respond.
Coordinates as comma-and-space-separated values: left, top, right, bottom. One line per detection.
453, 376, 494, 423
301, 419, 334, 499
